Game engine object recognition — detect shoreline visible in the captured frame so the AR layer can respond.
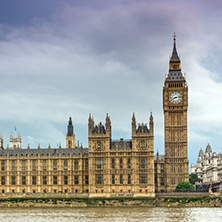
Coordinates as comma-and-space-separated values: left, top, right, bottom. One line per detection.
0, 193, 221, 208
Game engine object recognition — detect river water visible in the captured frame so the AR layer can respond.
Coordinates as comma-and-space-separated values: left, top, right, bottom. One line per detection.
0, 207, 221, 222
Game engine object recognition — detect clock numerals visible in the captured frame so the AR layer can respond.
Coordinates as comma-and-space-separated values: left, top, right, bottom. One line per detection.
169, 92, 182, 104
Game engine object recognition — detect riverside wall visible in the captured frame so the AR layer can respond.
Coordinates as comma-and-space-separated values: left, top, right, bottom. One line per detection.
0, 193, 221, 208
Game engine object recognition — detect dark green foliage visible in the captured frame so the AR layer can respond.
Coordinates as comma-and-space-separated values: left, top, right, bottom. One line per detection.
176, 181, 195, 191
189, 173, 201, 184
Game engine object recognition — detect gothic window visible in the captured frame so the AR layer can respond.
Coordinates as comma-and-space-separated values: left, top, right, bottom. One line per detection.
111, 158, 115, 169
1, 176, 5, 185
128, 174, 131, 184
161, 177, 164, 186
95, 174, 103, 184
74, 160, 79, 171
53, 161, 57, 171
120, 174, 123, 184
127, 158, 131, 169
64, 160, 68, 171
1, 161, 5, 171
64, 176, 68, 185
139, 158, 147, 169
53, 176, 57, 185
22, 161, 26, 171
74, 176, 79, 185
22, 176, 26, 185
97, 141, 101, 151
141, 140, 145, 149
139, 174, 147, 184
32, 176, 36, 185
119, 158, 123, 169
43, 176, 47, 185
154, 165, 157, 173
85, 175, 89, 185
85, 160, 88, 171
11, 176, 16, 185
96, 158, 103, 169
32, 161, 36, 171
11, 161, 16, 171
112, 175, 115, 184
161, 164, 164, 173
43, 160, 47, 171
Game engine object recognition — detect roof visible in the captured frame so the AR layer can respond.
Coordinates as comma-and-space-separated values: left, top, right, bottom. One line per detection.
0, 147, 89, 157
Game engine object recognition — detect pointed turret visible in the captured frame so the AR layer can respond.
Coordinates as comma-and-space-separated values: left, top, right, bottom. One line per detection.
132, 112, 136, 136
166, 33, 184, 81
149, 112, 154, 136
67, 117, 74, 136
66, 116, 75, 148
170, 33, 180, 62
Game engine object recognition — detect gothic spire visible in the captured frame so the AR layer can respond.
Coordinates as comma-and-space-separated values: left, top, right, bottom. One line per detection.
170, 32, 180, 62
67, 117, 73, 136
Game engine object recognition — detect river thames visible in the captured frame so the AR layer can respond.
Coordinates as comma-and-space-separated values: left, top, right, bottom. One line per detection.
0, 207, 221, 222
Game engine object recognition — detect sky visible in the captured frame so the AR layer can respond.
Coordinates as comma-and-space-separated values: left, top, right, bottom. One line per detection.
1, 0, 222, 169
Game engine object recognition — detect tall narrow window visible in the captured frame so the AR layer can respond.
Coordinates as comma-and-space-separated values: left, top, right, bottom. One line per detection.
64, 160, 68, 171
112, 175, 115, 184
128, 174, 131, 184
1, 162, 5, 171
85, 160, 88, 170
141, 140, 145, 149
64, 176, 68, 185
43, 176, 47, 185
53, 161, 57, 171
1, 176, 5, 185
11, 176, 16, 185
85, 175, 89, 185
119, 158, 123, 169
96, 158, 103, 170
32, 161, 36, 171
127, 158, 131, 169
43, 160, 47, 171
22, 161, 26, 171
111, 158, 115, 169
22, 176, 26, 185
74, 175, 79, 185
32, 176, 36, 185
120, 174, 123, 184
95, 174, 103, 184
11, 161, 16, 171
139, 158, 147, 169
74, 160, 79, 171
53, 176, 57, 185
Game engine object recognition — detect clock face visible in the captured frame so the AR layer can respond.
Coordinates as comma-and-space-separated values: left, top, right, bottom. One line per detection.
169, 91, 182, 104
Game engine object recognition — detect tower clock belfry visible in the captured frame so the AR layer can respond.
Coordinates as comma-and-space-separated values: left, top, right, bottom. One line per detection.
163, 34, 189, 191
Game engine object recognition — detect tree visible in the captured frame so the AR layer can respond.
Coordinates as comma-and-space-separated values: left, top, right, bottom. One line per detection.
189, 173, 201, 185
176, 181, 195, 191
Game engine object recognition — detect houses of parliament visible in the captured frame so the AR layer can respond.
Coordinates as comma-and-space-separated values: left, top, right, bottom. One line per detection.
0, 35, 189, 197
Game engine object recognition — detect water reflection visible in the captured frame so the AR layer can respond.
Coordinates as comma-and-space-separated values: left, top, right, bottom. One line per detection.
0, 207, 221, 222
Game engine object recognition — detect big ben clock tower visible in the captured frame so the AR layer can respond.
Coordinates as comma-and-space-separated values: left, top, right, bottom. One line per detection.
163, 34, 189, 191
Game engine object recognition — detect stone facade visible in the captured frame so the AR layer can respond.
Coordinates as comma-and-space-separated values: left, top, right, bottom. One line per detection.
191, 144, 222, 184
0, 35, 189, 196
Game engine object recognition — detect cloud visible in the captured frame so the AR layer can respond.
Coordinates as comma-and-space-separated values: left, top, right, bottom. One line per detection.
0, 0, 222, 169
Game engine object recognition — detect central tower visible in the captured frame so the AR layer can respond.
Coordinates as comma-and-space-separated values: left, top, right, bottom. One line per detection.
163, 34, 189, 191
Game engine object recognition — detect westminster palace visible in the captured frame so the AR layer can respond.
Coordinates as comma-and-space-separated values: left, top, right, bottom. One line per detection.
0, 35, 189, 197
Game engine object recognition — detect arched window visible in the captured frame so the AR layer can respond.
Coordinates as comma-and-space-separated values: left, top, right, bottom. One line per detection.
141, 140, 145, 149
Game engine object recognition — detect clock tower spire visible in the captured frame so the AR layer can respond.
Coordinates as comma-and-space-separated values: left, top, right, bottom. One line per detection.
163, 34, 189, 192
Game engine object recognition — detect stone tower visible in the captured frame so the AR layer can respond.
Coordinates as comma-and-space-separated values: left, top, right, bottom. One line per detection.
163, 34, 189, 191
88, 113, 112, 197
9, 128, 22, 149
66, 117, 75, 148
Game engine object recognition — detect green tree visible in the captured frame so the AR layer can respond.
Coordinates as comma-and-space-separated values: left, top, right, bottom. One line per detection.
176, 181, 195, 191
189, 173, 201, 185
